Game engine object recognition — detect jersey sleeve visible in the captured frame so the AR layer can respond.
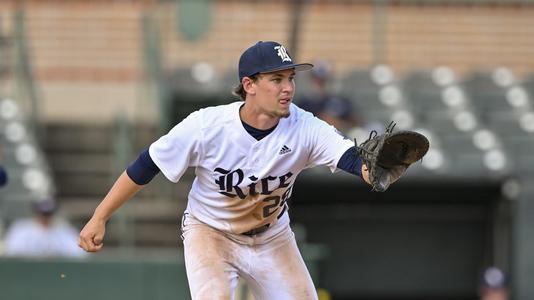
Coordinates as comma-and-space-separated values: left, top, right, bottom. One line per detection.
149, 111, 203, 183
304, 114, 354, 172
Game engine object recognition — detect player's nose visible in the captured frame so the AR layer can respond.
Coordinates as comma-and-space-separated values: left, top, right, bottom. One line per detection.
282, 79, 294, 94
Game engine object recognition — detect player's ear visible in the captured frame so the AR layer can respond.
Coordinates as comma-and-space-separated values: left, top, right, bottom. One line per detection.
242, 77, 256, 95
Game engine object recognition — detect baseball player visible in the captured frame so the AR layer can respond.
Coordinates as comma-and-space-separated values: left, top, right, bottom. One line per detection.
79, 41, 376, 299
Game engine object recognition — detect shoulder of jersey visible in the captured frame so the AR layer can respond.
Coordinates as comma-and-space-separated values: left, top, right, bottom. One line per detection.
194, 101, 242, 129
290, 102, 315, 124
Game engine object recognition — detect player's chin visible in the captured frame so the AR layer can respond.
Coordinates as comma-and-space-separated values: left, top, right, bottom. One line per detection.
276, 107, 291, 118
277, 101, 291, 117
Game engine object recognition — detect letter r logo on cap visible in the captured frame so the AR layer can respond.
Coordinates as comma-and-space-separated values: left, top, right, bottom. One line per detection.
275, 45, 292, 63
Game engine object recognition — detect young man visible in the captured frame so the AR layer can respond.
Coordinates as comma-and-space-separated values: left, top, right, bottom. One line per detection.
79, 41, 371, 299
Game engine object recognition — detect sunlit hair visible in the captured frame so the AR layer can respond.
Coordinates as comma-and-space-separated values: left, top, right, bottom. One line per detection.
232, 74, 259, 101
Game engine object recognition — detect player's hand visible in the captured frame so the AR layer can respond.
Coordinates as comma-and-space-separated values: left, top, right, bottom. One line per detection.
361, 164, 370, 184
78, 217, 106, 252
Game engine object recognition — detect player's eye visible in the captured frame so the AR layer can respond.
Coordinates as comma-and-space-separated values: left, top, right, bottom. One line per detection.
272, 78, 282, 83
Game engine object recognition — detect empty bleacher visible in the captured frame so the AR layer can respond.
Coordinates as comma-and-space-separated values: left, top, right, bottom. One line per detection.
41, 120, 191, 249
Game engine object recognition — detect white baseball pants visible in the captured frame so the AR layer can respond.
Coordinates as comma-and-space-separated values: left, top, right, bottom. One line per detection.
182, 214, 318, 300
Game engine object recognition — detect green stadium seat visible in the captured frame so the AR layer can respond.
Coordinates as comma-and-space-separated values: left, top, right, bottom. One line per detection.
462, 70, 521, 118
339, 66, 404, 111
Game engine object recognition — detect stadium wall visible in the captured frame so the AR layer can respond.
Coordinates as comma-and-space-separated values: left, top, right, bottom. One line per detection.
0, 0, 533, 120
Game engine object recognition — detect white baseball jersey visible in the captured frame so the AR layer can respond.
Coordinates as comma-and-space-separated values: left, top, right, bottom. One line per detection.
149, 101, 353, 234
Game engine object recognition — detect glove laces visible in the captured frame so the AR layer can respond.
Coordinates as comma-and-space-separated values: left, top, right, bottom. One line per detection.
354, 121, 397, 156
385, 121, 396, 134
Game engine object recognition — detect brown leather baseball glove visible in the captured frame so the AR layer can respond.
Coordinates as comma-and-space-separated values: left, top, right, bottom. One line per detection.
357, 122, 430, 192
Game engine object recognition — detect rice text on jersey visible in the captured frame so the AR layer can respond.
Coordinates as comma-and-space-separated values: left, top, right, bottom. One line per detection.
214, 168, 293, 199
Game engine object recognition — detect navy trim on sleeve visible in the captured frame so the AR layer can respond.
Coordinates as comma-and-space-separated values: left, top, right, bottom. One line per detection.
126, 149, 160, 185
336, 146, 363, 179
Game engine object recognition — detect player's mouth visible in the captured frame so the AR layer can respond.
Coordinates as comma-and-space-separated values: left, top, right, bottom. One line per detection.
279, 98, 291, 106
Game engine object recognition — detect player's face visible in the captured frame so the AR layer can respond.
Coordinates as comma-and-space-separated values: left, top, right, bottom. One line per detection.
253, 69, 296, 118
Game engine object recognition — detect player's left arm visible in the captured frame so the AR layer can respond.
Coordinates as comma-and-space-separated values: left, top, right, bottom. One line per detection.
336, 146, 370, 185
303, 113, 370, 184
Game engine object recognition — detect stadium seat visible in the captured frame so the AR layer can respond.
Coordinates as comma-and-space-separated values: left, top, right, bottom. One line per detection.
402, 70, 445, 114
165, 65, 221, 95
339, 66, 407, 112
401, 69, 480, 135
519, 71, 534, 97
220, 68, 239, 90
484, 111, 533, 136
462, 69, 522, 118
438, 133, 507, 173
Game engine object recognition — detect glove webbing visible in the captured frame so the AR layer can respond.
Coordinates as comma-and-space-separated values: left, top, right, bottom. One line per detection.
354, 121, 397, 158
354, 121, 397, 192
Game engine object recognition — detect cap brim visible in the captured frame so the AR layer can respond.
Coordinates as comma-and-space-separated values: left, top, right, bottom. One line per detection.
260, 63, 314, 74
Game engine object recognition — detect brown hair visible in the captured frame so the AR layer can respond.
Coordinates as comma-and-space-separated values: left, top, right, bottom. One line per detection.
232, 74, 259, 101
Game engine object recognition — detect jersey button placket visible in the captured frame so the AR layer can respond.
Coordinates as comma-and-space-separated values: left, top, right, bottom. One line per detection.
251, 144, 261, 167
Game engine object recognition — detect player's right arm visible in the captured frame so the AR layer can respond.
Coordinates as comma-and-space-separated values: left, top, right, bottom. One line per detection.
79, 148, 161, 252
79, 110, 201, 252
78, 171, 144, 252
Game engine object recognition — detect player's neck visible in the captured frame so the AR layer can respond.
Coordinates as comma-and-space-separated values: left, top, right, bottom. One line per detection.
239, 102, 280, 130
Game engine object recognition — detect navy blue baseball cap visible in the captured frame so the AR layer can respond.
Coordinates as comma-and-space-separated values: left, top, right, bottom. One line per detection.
238, 41, 313, 81
33, 198, 57, 216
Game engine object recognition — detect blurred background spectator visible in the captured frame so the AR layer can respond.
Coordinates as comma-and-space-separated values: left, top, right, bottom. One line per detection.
479, 267, 509, 300
296, 60, 363, 134
2, 198, 86, 259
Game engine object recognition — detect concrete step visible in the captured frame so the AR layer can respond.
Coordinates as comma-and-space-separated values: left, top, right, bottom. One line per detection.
63, 196, 185, 248
42, 123, 114, 153
70, 219, 182, 248
60, 197, 185, 222
54, 172, 111, 197
48, 152, 112, 173
43, 122, 160, 197
53, 171, 191, 199
41, 122, 187, 248
42, 122, 158, 153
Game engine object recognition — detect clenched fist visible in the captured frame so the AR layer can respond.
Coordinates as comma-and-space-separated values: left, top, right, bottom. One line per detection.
78, 217, 106, 252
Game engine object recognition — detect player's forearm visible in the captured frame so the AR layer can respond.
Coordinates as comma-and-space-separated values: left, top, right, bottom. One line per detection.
92, 171, 144, 222
337, 146, 370, 184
